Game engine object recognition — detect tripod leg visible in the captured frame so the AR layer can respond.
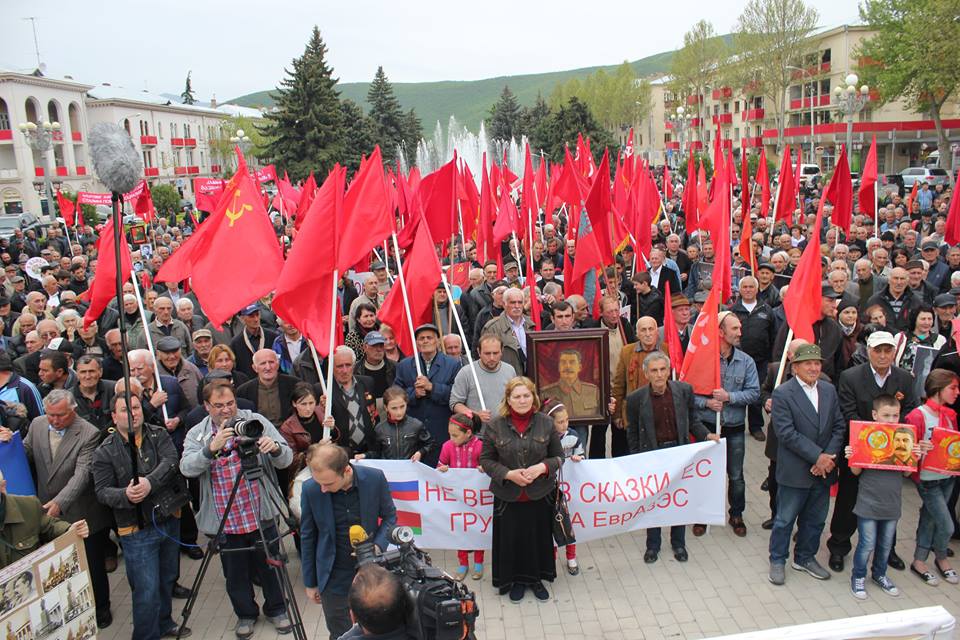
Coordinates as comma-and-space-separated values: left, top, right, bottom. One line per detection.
176, 468, 245, 638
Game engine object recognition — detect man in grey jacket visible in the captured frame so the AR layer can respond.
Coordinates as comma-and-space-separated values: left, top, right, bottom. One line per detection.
180, 380, 293, 639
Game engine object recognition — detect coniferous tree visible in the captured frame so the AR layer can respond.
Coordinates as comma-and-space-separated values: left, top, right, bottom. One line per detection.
259, 26, 343, 180
181, 71, 196, 105
518, 93, 551, 139
487, 85, 522, 141
366, 67, 406, 163
532, 97, 615, 164
401, 108, 423, 146
340, 99, 377, 175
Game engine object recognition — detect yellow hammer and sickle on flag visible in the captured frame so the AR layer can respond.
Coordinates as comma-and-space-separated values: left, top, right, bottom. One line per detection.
225, 190, 252, 227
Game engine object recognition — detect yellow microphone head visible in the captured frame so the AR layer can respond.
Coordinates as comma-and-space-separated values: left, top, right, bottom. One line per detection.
349, 524, 369, 547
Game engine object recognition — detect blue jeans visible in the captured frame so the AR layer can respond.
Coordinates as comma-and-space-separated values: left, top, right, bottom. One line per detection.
726, 432, 746, 517
769, 483, 829, 565
119, 517, 180, 640
915, 478, 957, 562
853, 517, 897, 579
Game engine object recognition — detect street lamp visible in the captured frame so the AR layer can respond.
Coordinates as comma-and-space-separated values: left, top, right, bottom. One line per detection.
786, 65, 816, 162
669, 106, 691, 169
18, 120, 60, 218
230, 128, 252, 168
833, 72, 870, 159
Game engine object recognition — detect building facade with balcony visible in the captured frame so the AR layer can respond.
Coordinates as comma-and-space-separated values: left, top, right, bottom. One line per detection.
656, 24, 960, 174
0, 67, 251, 218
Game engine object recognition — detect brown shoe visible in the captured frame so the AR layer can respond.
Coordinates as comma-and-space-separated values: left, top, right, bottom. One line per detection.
105, 556, 118, 574
692, 524, 707, 537
729, 517, 747, 537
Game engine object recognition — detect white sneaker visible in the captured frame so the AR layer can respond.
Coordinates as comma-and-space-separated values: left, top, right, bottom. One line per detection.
566, 559, 579, 576
872, 575, 900, 596
851, 576, 868, 600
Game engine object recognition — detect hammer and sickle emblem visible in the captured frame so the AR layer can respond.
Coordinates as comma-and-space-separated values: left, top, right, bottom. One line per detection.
225, 191, 252, 227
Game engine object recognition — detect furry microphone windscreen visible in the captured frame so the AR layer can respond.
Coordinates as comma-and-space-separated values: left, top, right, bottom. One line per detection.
89, 122, 143, 195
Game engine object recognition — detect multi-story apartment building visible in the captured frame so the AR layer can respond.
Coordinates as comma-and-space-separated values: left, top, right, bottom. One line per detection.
0, 66, 257, 218
655, 24, 960, 174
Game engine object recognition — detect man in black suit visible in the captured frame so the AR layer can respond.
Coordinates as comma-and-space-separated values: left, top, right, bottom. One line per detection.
320, 346, 376, 457
236, 349, 300, 430
826, 331, 918, 573
768, 344, 846, 586
647, 248, 681, 297
626, 351, 719, 564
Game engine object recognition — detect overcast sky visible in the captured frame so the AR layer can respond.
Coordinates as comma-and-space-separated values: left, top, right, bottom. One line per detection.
1, 0, 861, 101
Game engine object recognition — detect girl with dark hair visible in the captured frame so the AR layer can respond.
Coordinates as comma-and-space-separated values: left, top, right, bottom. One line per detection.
438, 411, 485, 581
904, 368, 959, 586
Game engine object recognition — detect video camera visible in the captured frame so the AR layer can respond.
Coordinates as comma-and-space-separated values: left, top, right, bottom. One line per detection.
349, 526, 478, 640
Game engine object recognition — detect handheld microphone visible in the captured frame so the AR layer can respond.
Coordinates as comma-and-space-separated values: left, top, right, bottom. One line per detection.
348, 524, 369, 547
89, 122, 143, 195
349, 524, 379, 566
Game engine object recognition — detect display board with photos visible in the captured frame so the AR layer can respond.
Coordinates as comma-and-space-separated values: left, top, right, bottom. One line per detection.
848, 420, 919, 472
0, 529, 96, 640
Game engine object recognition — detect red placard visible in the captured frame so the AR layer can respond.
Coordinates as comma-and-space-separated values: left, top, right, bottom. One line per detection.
848, 421, 919, 472
921, 427, 960, 476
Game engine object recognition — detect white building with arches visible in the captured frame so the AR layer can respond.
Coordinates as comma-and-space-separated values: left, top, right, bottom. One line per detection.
0, 67, 247, 219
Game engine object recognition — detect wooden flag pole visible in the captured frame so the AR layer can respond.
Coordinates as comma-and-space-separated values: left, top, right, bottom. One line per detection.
391, 232, 422, 377
440, 273, 485, 412
308, 339, 327, 398
128, 271, 170, 424
773, 327, 794, 389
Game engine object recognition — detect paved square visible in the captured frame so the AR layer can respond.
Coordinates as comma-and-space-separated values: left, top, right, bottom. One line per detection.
98, 437, 959, 639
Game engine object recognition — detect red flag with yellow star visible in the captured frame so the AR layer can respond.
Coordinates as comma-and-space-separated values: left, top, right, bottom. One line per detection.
156, 149, 283, 328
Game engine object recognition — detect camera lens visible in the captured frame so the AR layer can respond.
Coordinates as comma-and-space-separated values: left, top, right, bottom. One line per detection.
234, 418, 264, 440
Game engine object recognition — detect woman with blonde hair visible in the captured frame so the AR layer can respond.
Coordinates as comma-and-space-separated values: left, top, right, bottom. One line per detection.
480, 376, 563, 604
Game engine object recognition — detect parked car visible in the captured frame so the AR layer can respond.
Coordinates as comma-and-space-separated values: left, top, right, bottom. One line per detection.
0, 212, 46, 241
799, 164, 821, 187
880, 173, 904, 198
850, 172, 861, 191
900, 166, 951, 189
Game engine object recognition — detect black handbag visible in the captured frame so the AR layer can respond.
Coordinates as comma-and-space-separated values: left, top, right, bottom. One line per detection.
552, 467, 576, 547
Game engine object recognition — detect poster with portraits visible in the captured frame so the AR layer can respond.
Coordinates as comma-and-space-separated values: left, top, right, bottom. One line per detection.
921, 427, 960, 476
848, 420, 919, 472
0, 529, 96, 639
526, 329, 610, 427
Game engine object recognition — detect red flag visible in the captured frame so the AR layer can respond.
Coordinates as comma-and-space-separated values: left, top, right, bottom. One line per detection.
679, 285, 721, 395
740, 151, 750, 221
377, 215, 443, 356
696, 162, 709, 215
273, 167, 346, 355
726, 148, 738, 188
81, 219, 132, 329
155, 151, 284, 328
682, 151, 699, 231
700, 172, 732, 303
134, 181, 156, 222
294, 172, 317, 229
420, 157, 458, 244
276, 172, 301, 212
459, 163, 480, 242
493, 188, 521, 244
448, 262, 471, 290
826, 145, 854, 233
783, 191, 827, 342
663, 165, 673, 201
662, 285, 684, 375
533, 157, 548, 211
945, 182, 960, 245
553, 148, 585, 210
774, 146, 796, 223
739, 210, 755, 273
858, 136, 879, 219
757, 148, 770, 218
56, 190, 76, 227
906, 181, 919, 215
338, 146, 394, 273
582, 150, 615, 268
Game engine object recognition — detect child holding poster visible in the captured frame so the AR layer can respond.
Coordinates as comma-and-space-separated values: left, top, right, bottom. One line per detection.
437, 411, 484, 582
844, 395, 920, 600
905, 368, 959, 587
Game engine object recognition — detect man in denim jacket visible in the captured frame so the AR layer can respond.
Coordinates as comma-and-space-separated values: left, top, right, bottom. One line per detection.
692, 311, 759, 538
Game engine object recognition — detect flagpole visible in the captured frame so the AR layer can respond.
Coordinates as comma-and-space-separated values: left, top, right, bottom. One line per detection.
440, 273, 485, 412
307, 339, 328, 398
390, 232, 422, 377
324, 270, 338, 432
773, 327, 794, 388
382, 240, 395, 284
874, 181, 879, 239
509, 231, 524, 283
129, 271, 170, 424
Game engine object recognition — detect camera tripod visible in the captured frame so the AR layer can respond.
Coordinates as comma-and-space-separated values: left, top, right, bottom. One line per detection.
175, 454, 307, 640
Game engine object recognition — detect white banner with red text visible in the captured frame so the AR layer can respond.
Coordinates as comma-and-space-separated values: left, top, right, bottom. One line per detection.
358, 440, 726, 550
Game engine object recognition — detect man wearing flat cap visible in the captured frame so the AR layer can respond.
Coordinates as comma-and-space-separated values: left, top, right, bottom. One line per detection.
394, 324, 461, 467
768, 343, 846, 586
156, 336, 202, 410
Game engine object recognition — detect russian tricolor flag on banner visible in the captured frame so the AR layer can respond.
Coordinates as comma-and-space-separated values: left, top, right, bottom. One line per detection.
389, 480, 419, 501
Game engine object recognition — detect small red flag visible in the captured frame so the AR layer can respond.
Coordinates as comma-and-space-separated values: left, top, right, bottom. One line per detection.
680, 285, 721, 395
56, 190, 76, 227
662, 285, 685, 375
663, 165, 673, 201
134, 181, 156, 222
906, 181, 919, 215
826, 145, 854, 233
338, 146, 394, 273
858, 136, 879, 218
945, 182, 960, 246
757, 148, 771, 219
774, 145, 796, 223
294, 172, 317, 230
582, 150, 616, 268
682, 151, 699, 231
82, 219, 132, 329
783, 192, 827, 342
420, 157, 458, 244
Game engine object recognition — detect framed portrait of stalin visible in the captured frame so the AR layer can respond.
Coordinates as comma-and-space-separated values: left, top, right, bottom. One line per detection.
526, 328, 610, 427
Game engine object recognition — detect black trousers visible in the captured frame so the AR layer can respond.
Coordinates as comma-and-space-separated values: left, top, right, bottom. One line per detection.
588, 423, 628, 459
219, 526, 286, 620
767, 460, 778, 518
84, 528, 112, 616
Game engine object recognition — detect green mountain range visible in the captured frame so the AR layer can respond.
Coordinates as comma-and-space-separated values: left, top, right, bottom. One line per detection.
228, 48, 678, 132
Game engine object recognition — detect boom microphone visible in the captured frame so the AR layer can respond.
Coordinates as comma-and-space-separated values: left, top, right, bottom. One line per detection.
89, 122, 143, 195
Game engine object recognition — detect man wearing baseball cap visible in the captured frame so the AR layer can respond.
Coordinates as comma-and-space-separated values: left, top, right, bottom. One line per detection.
768, 343, 846, 585
827, 331, 918, 574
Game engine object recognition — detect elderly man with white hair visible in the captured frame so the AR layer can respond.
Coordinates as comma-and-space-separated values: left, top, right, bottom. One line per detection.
319, 345, 377, 457
176, 297, 206, 333
131, 296, 192, 356
481, 287, 534, 374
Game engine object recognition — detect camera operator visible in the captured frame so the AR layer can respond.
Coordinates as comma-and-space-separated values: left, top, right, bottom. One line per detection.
92, 393, 189, 640
337, 564, 416, 640
301, 443, 397, 640
179, 380, 294, 639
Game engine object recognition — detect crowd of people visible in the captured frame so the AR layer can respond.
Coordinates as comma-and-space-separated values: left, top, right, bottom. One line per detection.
0, 166, 957, 639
